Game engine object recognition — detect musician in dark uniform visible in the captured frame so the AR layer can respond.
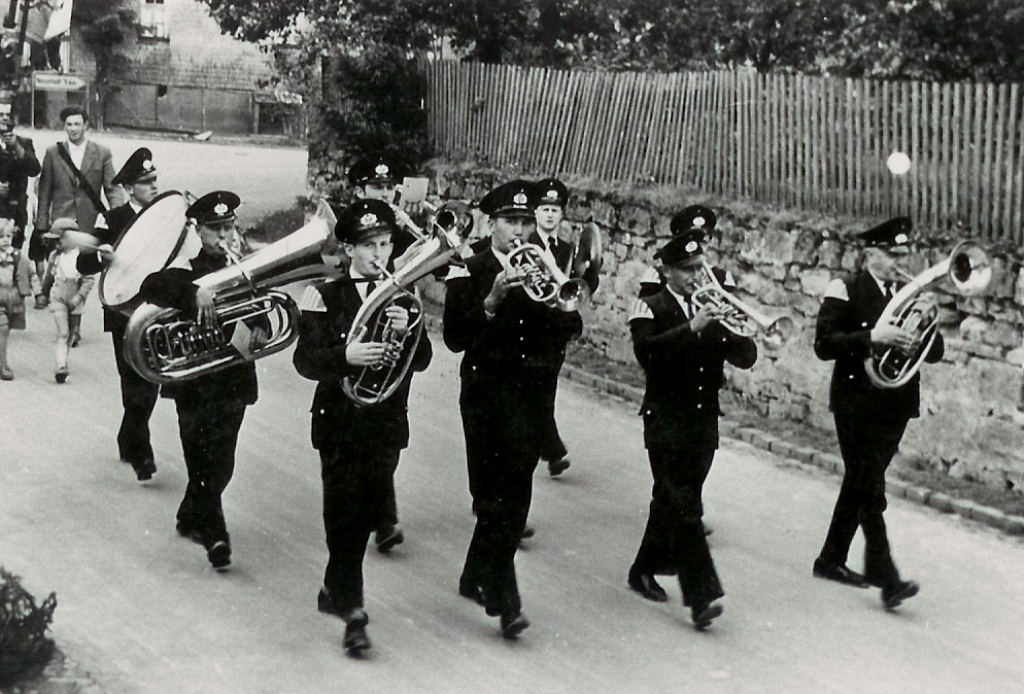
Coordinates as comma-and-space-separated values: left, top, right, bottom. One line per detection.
348, 155, 419, 262
637, 205, 715, 299
77, 148, 161, 482
137, 191, 267, 571
293, 199, 432, 656
444, 180, 582, 639
626, 227, 756, 628
530, 178, 578, 477
812, 217, 941, 609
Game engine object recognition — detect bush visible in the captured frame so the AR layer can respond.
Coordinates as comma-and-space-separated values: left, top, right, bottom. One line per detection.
0, 567, 57, 687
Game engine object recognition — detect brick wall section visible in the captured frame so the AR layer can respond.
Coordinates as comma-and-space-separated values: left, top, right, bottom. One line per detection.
417, 164, 1024, 491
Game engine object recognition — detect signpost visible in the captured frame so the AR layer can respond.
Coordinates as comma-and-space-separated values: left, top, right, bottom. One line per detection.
30, 72, 89, 128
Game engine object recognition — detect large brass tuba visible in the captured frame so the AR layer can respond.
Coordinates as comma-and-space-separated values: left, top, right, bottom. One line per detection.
690, 263, 795, 350
866, 240, 991, 389
343, 201, 474, 406
124, 201, 341, 384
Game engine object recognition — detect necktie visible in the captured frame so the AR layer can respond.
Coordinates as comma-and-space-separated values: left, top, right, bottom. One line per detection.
364, 280, 376, 301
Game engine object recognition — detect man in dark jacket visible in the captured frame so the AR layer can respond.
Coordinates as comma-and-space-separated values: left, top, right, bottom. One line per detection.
626, 224, 757, 629
812, 217, 942, 610
0, 98, 41, 251
444, 180, 582, 640
78, 147, 161, 481
293, 199, 432, 656
137, 191, 266, 572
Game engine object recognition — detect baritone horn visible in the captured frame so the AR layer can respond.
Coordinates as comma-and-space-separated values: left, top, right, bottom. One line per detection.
866, 240, 991, 389
124, 200, 341, 384
343, 201, 474, 406
691, 263, 795, 350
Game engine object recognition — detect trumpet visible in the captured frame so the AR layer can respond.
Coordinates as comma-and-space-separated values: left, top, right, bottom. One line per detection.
866, 240, 991, 389
690, 263, 795, 350
505, 239, 591, 312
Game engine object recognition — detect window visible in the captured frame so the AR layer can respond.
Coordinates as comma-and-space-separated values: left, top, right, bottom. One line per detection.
139, 0, 169, 41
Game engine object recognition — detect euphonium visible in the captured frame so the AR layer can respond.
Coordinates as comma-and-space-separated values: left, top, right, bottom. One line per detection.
866, 240, 991, 389
124, 201, 340, 384
505, 239, 591, 312
690, 263, 795, 350
343, 201, 474, 406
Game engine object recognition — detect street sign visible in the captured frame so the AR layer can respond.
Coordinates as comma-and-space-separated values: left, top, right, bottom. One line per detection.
33, 72, 87, 92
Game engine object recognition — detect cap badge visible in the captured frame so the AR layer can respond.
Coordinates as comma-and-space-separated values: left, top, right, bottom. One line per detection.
545, 189, 558, 200
374, 164, 390, 176
214, 203, 229, 216
360, 213, 378, 227
692, 216, 705, 228
894, 233, 908, 244
513, 192, 528, 206
142, 160, 153, 171
685, 241, 699, 253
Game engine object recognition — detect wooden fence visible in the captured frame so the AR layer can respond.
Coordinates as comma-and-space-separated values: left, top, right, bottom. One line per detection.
425, 61, 1024, 244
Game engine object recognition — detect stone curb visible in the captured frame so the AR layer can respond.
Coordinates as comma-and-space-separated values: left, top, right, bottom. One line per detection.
557, 362, 1024, 538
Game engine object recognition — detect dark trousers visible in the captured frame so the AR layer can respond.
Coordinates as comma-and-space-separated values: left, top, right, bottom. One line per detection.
459, 371, 544, 617
320, 444, 401, 615
174, 398, 247, 548
537, 361, 567, 463
818, 411, 907, 588
111, 327, 159, 465
632, 444, 723, 607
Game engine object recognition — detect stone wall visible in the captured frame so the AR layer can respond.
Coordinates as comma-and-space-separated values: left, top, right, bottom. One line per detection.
421, 162, 1024, 490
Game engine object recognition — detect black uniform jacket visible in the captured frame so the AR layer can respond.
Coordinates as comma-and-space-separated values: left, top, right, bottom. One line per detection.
0, 135, 41, 231
443, 247, 582, 377
77, 202, 140, 332
814, 269, 944, 420
630, 279, 757, 450
137, 249, 260, 406
292, 276, 432, 452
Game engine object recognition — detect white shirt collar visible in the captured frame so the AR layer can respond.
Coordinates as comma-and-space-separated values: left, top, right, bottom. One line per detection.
867, 269, 891, 294
665, 284, 692, 317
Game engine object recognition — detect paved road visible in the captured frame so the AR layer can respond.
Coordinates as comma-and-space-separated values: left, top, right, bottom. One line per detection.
2, 289, 1024, 693
18, 128, 309, 226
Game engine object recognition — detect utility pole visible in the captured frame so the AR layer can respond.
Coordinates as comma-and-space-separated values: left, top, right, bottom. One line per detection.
11, 0, 29, 90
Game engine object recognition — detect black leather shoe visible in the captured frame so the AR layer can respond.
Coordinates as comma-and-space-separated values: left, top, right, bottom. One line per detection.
175, 521, 203, 545
628, 569, 668, 602
207, 540, 232, 571
133, 459, 157, 483
813, 558, 869, 588
882, 580, 919, 609
374, 525, 404, 553
343, 610, 371, 655
317, 588, 343, 618
547, 456, 571, 477
691, 601, 724, 629
500, 610, 530, 639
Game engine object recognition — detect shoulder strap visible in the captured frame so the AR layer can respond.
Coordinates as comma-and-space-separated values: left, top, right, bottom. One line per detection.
56, 142, 107, 215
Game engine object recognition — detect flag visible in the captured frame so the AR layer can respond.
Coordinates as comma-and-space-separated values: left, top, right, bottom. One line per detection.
44, 0, 71, 40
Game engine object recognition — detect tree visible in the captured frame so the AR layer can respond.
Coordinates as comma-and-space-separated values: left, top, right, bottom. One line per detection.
73, 0, 137, 129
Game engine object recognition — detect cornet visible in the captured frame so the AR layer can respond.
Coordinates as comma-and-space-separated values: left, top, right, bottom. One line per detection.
690, 263, 795, 350
505, 239, 590, 312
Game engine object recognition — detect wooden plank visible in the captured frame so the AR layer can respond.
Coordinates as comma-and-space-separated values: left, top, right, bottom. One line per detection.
991, 83, 1007, 240
1005, 84, 1020, 243
970, 82, 985, 235
925, 82, 938, 229
680, 72, 702, 186
641, 72, 669, 183
980, 82, 996, 238
870, 79, 882, 216
909, 81, 922, 227
674, 72, 695, 186
773, 74, 785, 205
619, 71, 650, 182
654, 73, 679, 184
1013, 85, 1024, 244
899, 80, 912, 219
937, 83, 951, 229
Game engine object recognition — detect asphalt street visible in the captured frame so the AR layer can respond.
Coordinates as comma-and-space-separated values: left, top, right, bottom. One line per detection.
2, 294, 1024, 693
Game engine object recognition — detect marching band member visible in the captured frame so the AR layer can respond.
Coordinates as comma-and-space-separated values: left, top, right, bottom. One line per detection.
136, 191, 268, 572
293, 199, 432, 656
444, 180, 582, 639
638, 205, 716, 299
347, 155, 419, 553
531, 178, 576, 477
812, 217, 941, 609
626, 225, 756, 629
77, 148, 161, 482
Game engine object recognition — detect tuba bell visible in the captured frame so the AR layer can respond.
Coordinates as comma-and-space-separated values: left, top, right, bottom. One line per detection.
343, 201, 474, 406
866, 240, 991, 389
124, 201, 341, 384
690, 262, 795, 350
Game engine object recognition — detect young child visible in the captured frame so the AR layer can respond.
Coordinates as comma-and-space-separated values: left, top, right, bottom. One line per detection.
42, 218, 96, 383
0, 217, 32, 380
